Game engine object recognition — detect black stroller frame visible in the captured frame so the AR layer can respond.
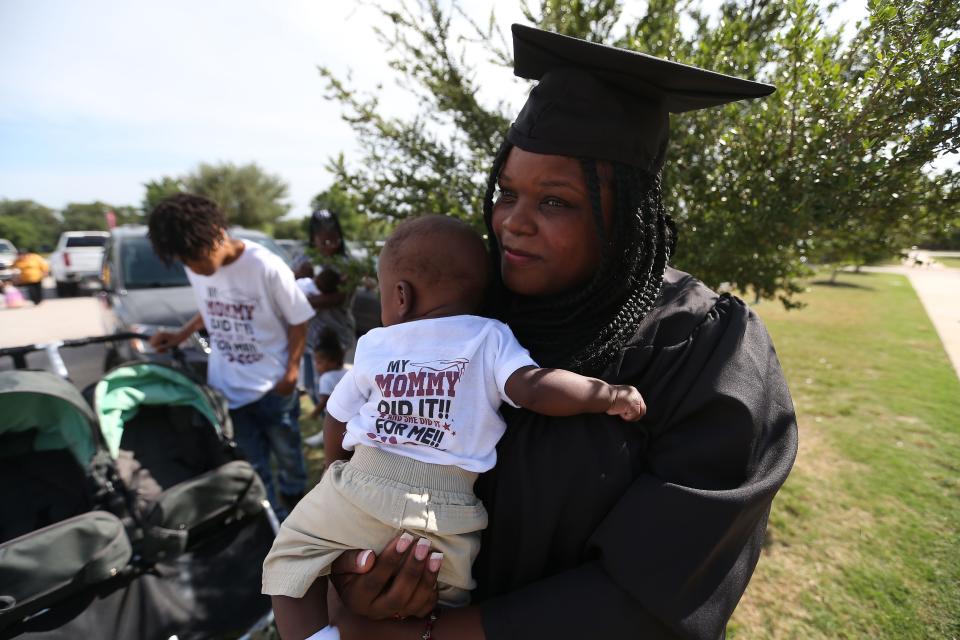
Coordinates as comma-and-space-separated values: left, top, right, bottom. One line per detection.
0, 334, 279, 640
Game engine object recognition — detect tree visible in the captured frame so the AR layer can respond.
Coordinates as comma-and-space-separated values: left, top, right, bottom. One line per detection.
921, 174, 960, 249
310, 180, 394, 242
316, 4, 510, 231
0, 199, 60, 250
142, 164, 289, 229
317, 0, 959, 305
61, 202, 142, 231
142, 176, 185, 213
273, 217, 309, 240
182, 162, 290, 229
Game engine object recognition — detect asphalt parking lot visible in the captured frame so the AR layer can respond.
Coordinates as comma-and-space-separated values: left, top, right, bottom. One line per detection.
0, 283, 108, 391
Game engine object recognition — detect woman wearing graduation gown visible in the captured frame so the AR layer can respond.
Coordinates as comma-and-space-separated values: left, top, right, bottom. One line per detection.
322, 25, 799, 640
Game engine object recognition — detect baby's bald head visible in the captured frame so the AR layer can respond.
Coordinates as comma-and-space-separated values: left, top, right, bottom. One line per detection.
378, 215, 489, 321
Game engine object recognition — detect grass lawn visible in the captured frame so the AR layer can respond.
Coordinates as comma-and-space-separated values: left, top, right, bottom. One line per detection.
935, 256, 960, 269
299, 401, 327, 485
291, 271, 958, 638
728, 271, 960, 639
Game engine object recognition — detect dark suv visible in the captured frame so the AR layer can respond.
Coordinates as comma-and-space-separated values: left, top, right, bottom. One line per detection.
98, 225, 294, 376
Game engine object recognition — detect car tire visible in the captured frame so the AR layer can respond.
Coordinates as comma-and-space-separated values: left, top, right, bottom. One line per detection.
55, 281, 78, 298
103, 348, 121, 373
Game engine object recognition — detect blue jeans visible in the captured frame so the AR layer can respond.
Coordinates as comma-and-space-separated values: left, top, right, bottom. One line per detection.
230, 390, 307, 517
300, 351, 319, 406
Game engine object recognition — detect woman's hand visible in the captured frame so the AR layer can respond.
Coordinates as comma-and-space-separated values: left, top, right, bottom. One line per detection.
329, 533, 443, 621
329, 563, 486, 640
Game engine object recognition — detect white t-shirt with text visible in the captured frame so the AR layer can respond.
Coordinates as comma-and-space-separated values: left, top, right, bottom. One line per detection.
186, 240, 315, 408
326, 315, 537, 472
317, 368, 348, 398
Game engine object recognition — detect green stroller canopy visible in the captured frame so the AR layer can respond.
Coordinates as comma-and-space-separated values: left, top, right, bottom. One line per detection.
95, 364, 222, 458
0, 370, 99, 466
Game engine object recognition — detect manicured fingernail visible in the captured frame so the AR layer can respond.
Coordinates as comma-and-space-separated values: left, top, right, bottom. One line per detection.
428, 552, 443, 573
396, 532, 414, 553
414, 537, 430, 561
357, 549, 373, 569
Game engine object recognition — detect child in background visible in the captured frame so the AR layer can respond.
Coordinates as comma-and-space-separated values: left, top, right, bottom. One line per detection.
2, 281, 26, 308
262, 215, 648, 640
295, 267, 341, 299
303, 329, 349, 446
296, 266, 349, 406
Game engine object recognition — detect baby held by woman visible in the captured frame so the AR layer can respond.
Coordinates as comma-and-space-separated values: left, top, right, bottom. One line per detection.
262, 215, 648, 639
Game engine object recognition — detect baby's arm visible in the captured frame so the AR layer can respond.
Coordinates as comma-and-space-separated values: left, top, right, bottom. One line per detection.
323, 414, 350, 464
505, 366, 646, 421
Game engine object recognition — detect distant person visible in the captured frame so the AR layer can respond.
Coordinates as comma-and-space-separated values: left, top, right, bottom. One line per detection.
1, 280, 25, 308
292, 254, 314, 280
262, 215, 647, 640
146, 193, 315, 517
308, 327, 347, 421
13, 248, 49, 305
299, 208, 357, 405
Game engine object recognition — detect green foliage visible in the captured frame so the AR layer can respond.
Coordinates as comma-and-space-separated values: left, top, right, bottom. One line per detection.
793, 0, 960, 270
60, 201, 142, 231
141, 176, 185, 213
273, 217, 309, 240
316, 0, 959, 305
183, 162, 290, 229
307, 250, 378, 303
144, 162, 291, 230
310, 180, 394, 242
0, 199, 60, 250
524, 0, 623, 41
317, 2, 510, 233
0, 199, 143, 249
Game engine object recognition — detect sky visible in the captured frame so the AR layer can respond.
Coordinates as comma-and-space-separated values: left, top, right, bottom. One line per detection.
0, 0, 530, 218
0, 0, 885, 220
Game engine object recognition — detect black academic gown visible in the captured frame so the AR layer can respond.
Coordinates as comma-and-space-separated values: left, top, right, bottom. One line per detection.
473, 268, 799, 639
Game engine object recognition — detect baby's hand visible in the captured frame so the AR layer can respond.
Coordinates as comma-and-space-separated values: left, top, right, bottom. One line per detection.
606, 385, 646, 421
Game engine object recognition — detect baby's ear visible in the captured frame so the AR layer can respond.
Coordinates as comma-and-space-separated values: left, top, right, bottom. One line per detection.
395, 280, 415, 319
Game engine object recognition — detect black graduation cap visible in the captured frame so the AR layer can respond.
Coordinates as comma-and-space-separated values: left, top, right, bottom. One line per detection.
507, 24, 775, 173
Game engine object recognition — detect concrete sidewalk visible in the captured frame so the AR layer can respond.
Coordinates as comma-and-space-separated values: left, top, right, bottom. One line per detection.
0, 296, 105, 348
860, 265, 960, 379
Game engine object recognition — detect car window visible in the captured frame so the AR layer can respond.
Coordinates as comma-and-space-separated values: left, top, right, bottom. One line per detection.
0, 240, 14, 252
232, 231, 292, 267
120, 237, 190, 289
65, 236, 108, 248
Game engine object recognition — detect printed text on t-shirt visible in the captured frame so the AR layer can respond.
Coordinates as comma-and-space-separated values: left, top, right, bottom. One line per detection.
367, 358, 468, 450
205, 286, 265, 365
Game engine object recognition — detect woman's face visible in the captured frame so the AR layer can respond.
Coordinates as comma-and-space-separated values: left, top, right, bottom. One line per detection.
491, 147, 613, 297
313, 228, 343, 257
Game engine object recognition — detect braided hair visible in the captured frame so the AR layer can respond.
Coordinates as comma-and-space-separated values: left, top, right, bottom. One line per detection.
310, 209, 349, 257
482, 141, 676, 376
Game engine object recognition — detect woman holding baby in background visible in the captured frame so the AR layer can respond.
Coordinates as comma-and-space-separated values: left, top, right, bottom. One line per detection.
295, 208, 357, 413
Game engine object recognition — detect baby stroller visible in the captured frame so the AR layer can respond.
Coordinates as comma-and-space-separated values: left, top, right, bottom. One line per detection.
0, 336, 277, 639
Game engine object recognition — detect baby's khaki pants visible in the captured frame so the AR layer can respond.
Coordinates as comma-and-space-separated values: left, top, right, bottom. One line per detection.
262, 445, 487, 607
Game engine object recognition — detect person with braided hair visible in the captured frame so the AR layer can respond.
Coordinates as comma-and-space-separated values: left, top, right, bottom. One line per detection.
265, 214, 649, 640
308, 25, 798, 640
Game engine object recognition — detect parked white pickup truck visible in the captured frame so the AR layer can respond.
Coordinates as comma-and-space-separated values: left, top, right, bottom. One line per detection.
0, 238, 18, 283
49, 231, 110, 296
